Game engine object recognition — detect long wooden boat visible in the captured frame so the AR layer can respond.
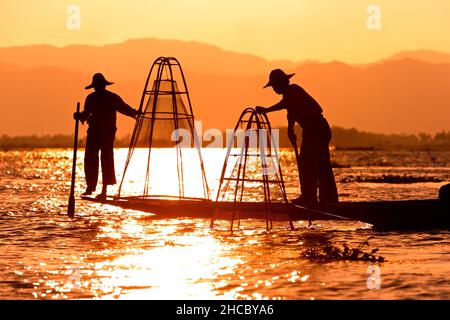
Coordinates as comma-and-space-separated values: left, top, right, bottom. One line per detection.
80, 195, 450, 231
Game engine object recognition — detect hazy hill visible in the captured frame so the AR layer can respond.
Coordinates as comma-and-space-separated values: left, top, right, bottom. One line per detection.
0, 39, 449, 137
385, 50, 450, 65
0, 38, 296, 80
294, 59, 450, 134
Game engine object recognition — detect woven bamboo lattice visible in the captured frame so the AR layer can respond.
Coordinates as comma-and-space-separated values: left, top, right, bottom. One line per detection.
211, 108, 293, 231
116, 57, 210, 201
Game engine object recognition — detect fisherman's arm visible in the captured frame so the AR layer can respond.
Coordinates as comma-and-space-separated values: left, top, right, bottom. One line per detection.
256, 101, 285, 113
256, 100, 286, 114
116, 96, 139, 119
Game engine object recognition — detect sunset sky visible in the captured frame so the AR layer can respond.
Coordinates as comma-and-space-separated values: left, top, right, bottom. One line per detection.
1, 0, 450, 63
1, 1, 450, 136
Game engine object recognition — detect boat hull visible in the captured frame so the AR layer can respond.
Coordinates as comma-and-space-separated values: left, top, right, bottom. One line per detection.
80, 196, 450, 231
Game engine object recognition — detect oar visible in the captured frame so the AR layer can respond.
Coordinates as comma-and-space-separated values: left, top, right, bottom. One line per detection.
67, 102, 80, 218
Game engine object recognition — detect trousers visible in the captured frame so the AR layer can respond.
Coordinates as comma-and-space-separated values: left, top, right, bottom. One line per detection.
84, 128, 116, 190
298, 118, 339, 204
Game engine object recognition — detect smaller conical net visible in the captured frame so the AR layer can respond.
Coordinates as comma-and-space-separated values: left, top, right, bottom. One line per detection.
216, 108, 287, 204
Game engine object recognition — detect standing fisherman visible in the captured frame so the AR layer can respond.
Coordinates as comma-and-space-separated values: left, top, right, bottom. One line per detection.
256, 69, 338, 207
74, 73, 139, 199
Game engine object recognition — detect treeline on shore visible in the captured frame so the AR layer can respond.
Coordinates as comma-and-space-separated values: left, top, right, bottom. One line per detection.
330, 127, 450, 150
1, 127, 450, 150
278, 127, 450, 150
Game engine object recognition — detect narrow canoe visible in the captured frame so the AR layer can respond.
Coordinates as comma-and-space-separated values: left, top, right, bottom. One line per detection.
80, 196, 450, 231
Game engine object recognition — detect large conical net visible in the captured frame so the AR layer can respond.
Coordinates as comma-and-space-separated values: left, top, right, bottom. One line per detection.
135, 80, 193, 148
116, 57, 209, 200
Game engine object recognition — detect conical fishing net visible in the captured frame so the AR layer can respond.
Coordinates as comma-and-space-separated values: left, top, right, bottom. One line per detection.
116, 57, 209, 200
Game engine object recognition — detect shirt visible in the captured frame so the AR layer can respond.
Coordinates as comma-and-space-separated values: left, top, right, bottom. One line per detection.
281, 84, 323, 128
83, 90, 136, 131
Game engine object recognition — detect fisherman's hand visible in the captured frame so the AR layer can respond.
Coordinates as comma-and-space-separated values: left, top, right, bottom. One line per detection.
255, 106, 267, 114
134, 109, 143, 119
73, 112, 83, 121
74, 111, 87, 124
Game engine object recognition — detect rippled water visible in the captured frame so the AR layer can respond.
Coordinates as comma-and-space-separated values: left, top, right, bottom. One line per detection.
0, 148, 450, 300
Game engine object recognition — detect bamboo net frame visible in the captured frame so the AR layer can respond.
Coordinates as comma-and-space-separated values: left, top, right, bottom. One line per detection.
116, 57, 210, 201
211, 108, 294, 231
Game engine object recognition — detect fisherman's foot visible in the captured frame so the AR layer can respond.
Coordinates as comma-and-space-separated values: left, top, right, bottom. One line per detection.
81, 188, 95, 196
95, 193, 107, 200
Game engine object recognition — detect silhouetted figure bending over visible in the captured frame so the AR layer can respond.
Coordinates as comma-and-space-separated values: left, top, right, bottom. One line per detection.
74, 73, 138, 199
256, 69, 338, 206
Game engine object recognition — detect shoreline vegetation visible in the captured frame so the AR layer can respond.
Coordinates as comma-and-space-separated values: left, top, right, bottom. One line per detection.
1, 127, 450, 150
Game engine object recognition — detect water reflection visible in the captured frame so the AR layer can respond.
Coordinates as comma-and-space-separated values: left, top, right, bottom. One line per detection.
1, 149, 450, 299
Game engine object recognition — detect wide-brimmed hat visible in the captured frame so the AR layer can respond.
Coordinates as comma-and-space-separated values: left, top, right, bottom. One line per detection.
263, 69, 295, 88
85, 73, 114, 89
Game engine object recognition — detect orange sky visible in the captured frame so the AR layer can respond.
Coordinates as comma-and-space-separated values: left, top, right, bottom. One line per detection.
1, 0, 450, 63
1, 1, 450, 136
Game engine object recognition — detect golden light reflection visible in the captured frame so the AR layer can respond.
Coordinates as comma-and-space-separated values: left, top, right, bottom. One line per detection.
4, 149, 449, 300
93, 235, 243, 299
63, 148, 277, 299
113, 148, 230, 199
110, 148, 280, 201
60, 210, 307, 300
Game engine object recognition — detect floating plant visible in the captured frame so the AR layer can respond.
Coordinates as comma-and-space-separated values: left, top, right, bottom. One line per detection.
301, 236, 385, 262
339, 174, 443, 184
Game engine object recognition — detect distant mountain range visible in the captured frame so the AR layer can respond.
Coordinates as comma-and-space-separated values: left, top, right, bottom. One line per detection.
0, 38, 449, 137
383, 50, 450, 65
0, 38, 297, 79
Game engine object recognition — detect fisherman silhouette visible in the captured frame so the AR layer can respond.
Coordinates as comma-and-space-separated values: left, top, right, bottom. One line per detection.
256, 69, 338, 207
74, 73, 139, 199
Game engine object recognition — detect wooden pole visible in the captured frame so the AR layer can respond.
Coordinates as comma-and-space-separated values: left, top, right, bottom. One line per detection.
68, 102, 80, 217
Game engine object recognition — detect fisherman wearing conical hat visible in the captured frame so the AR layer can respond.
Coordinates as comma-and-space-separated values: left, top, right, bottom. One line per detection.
256, 69, 338, 206
74, 73, 139, 199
